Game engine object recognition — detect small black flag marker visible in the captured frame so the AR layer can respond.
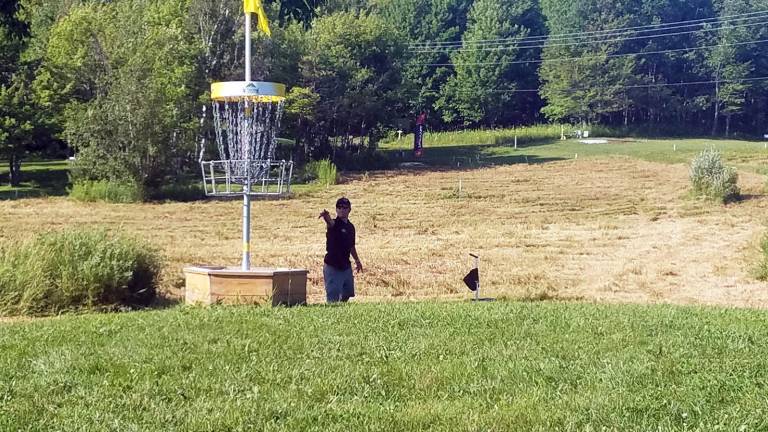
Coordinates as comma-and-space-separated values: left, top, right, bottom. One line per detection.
463, 268, 479, 291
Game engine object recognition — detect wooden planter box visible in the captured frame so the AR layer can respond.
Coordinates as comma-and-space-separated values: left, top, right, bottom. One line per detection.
184, 266, 308, 306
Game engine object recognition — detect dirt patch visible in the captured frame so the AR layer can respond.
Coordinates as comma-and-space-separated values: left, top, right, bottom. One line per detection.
1, 157, 766, 308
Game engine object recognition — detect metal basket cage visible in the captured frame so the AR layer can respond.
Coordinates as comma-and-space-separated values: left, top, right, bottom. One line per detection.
201, 159, 294, 196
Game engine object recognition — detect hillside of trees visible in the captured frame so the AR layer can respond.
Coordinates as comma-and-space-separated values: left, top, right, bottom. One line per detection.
2, 0, 768, 189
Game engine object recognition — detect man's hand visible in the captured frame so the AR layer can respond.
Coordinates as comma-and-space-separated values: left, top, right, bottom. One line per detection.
355, 260, 363, 273
319, 209, 332, 224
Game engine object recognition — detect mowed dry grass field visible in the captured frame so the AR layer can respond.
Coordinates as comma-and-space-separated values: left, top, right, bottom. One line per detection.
1, 156, 767, 307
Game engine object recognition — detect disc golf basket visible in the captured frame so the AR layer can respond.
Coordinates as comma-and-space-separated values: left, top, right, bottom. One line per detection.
199, 80, 293, 270
200, 81, 293, 197
183, 4, 307, 307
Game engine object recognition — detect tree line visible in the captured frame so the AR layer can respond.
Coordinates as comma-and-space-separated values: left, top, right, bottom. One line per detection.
2, 0, 767, 189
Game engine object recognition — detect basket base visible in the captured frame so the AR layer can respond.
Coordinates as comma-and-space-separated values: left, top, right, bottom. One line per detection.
184, 266, 307, 306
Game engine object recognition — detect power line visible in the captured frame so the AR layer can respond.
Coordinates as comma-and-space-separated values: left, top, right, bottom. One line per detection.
409, 9, 768, 46
409, 9, 768, 48
410, 19, 768, 53
417, 37, 768, 67
451, 76, 768, 94
477, 13, 768, 47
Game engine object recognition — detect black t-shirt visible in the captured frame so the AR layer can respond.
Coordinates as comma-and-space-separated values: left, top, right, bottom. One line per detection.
324, 218, 356, 270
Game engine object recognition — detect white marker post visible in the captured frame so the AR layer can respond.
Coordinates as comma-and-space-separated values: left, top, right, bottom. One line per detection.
470, 253, 479, 300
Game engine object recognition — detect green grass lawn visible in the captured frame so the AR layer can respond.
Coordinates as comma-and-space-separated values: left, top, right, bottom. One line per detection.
2, 302, 767, 431
4, 129, 768, 200
0, 159, 70, 199
381, 128, 768, 174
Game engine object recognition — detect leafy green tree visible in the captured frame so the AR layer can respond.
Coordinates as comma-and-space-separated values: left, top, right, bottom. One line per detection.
300, 12, 407, 154
379, 0, 471, 127
539, 0, 638, 125
0, 0, 27, 80
40, 0, 198, 190
0, 0, 55, 186
629, 0, 713, 130
0, 68, 38, 186
437, 0, 543, 126
269, 0, 325, 27
283, 86, 320, 163
702, 0, 754, 136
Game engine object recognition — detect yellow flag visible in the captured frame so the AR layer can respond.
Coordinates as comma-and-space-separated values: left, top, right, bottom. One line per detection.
244, 0, 272, 37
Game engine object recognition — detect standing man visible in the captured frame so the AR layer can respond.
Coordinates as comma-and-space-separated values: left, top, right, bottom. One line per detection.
319, 197, 363, 303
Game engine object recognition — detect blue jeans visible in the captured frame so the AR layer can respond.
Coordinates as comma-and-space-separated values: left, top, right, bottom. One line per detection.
323, 264, 355, 303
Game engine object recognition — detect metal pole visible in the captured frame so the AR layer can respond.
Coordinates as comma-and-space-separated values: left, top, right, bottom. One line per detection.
242, 11, 252, 271
470, 253, 479, 300
245, 14, 252, 82
474, 255, 479, 300
243, 187, 251, 270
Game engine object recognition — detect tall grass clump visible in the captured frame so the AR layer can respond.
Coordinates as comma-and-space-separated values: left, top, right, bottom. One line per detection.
316, 159, 338, 186
756, 234, 768, 280
69, 179, 144, 203
689, 147, 740, 202
300, 159, 338, 186
0, 229, 161, 316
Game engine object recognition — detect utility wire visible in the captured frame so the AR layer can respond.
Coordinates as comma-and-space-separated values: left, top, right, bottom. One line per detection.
468, 13, 768, 47
450, 76, 768, 94
409, 9, 768, 48
418, 37, 768, 67
410, 19, 768, 53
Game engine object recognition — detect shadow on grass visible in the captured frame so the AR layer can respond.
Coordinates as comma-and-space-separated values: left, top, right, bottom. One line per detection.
0, 160, 70, 200
382, 143, 566, 172
151, 294, 183, 310
734, 193, 765, 203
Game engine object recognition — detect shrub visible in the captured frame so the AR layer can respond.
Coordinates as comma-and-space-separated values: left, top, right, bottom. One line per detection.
147, 182, 205, 202
297, 161, 318, 183
756, 234, 768, 281
0, 229, 161, 316
69, 179, 144, 203
689, 147, 740, 202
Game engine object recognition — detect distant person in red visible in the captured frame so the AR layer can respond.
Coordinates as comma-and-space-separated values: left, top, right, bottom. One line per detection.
414, 111, 427, 157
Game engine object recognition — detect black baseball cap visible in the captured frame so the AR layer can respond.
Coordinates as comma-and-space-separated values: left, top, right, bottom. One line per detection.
336, 197, 351, 208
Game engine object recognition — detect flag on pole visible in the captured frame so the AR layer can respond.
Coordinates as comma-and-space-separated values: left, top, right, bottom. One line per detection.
244, 0, 272, 37
463, 268, 479, 292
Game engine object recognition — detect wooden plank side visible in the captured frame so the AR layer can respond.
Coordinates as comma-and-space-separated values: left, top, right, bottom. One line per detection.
272, 273, 307, 306
184, 272, 212, 305
210, 294, 271, 305
209, 274, 272, 298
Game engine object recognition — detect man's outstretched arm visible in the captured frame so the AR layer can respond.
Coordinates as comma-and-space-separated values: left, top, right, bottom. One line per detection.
319, 209, 334, 228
